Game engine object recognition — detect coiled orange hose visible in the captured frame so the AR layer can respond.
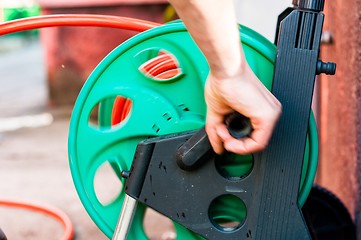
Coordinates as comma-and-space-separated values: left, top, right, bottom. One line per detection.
0, 199, 74, 240
0, 14, 161, 36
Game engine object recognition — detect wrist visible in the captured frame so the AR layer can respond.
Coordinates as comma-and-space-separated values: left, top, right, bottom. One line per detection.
209, 50, 248, 80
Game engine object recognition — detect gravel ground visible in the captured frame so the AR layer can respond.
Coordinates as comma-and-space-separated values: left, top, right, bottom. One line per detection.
0, 115, 108, 239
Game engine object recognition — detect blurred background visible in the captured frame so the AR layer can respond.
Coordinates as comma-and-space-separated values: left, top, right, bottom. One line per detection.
0, 0, 360, 239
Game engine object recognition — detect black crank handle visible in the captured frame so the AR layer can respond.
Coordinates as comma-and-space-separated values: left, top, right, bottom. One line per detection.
225, 112, 253, 139
176, 112, 253, 171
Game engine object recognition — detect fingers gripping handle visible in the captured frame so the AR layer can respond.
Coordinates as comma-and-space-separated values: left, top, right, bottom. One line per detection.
176, 112, 252, 171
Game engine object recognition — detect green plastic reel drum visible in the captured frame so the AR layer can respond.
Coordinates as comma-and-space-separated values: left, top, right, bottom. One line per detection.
68, 22, 318, 239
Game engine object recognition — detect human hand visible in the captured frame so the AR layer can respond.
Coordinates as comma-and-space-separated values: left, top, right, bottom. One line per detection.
204, 63, 282, 155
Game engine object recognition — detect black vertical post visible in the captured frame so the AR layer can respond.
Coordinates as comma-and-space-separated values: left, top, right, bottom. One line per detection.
251, 1, 325, 239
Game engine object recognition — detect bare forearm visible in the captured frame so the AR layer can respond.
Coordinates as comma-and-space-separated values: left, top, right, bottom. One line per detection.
169, 0, 282, 155
168, 0, 244, 78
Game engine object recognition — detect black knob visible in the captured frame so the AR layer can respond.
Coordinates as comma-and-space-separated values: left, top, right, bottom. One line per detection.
225, 112, 253, 139
316, 60, 336, 75
176, 112, 253, 171
293, 0, 325, 12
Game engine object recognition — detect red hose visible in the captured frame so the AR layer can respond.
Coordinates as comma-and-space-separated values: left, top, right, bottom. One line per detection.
0, 199, 74, 240
0, 14, 161, 36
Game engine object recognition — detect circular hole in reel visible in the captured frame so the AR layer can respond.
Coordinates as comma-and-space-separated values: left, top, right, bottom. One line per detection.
88, 103, 100, 127
136, 48, 182, 82
208, 194, 247, 232
215, 152, 254, 180
143, 208, 177, 240
88, 96, 132, 129
93, 161, 123, 206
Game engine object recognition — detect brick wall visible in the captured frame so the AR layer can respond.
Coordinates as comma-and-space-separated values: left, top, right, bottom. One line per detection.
317, 0, 361, 238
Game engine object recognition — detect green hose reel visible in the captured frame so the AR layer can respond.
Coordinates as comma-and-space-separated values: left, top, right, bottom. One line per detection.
68, 22, 318, 239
